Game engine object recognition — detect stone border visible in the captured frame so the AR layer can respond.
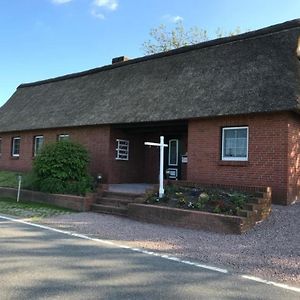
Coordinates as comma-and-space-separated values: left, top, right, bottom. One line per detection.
128, 204, 246, 234
128, 182, 272, 234
0, 187, 95, 212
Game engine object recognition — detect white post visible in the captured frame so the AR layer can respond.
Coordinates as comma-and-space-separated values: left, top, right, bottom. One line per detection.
159, 136, 164, 198
17, 175, 22, 203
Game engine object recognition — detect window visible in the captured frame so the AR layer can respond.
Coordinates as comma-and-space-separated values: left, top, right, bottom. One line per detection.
58, 134, 69, 141
168, 139, 179, 166
222, 127, 248, 161
116, 139, 129, 160
12, 137, 21, 157
0, 138, 2, 157
34, 135, 44, 156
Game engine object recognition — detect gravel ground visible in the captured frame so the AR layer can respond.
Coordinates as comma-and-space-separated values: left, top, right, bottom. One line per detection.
39, 202, 300, 286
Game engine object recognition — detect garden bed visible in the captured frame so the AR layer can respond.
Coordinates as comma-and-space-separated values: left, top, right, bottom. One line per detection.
128, 183, 272, 234
145, 184, 255, 216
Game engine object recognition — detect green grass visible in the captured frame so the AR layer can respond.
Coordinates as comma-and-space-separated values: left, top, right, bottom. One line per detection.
0, 197, 74, 221
0, 171, 21, 188
0, 170, 37, 190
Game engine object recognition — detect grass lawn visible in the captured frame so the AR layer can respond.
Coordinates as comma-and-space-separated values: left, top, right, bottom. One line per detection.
0, 197, 74, 221
0, 170, 35, 189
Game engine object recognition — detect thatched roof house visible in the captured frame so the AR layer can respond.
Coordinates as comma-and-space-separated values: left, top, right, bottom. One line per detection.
1, 19, 300, 132
1, 19, 300, 205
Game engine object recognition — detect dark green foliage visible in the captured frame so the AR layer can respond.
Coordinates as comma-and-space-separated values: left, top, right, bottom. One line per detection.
229, 192, 247, 210
145, 184, 251, 215
21, 171, 40, 190
33, 141, 92, 195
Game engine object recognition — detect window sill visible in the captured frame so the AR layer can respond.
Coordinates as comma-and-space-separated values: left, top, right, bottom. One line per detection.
10, 156, 20, 160
218, 160, 249, 167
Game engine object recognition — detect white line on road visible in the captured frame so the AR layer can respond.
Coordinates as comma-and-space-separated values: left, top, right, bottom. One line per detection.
241, 275, 300, 293
1, 214, 299, 293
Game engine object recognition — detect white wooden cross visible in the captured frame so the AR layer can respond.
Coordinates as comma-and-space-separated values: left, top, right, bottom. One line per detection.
144, 136, 168, 198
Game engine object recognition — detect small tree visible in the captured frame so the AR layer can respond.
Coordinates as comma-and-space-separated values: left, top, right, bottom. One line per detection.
33, 141, 92, 195
142, 21, 244, 55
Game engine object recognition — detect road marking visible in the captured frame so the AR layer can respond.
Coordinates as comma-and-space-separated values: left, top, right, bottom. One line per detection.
0, 214, 228, 274
1, 214, 299, 293
242, 275, 300, 293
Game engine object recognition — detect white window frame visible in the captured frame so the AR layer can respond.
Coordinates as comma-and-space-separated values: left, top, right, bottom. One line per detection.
221, 126, 248, 161
58, 134, 69, 141
168, 139, 179, 166
12, 137, 21, 157
116, 139, 129, 161
34, 135, 44, 156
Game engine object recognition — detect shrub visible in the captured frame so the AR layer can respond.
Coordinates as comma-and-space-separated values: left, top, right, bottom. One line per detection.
195, 192, 210, 209
229, 192, 247, 210
33, 141, 92, 195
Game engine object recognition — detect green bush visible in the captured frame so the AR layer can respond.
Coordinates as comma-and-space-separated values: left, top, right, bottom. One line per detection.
33, 141, 92, 195
229, 192, 247, 210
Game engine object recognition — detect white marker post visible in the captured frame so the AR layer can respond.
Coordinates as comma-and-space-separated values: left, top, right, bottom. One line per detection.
145, 136, 168, 198
17, 174, 22, 203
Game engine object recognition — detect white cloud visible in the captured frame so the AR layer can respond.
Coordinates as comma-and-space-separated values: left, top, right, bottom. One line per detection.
52, 0, 73, 4
91, 9, 105, 20
94, 0, 118, 11
162, 14, 184, 23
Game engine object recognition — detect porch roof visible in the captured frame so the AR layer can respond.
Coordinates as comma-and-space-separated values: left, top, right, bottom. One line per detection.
1, 19, 300, 133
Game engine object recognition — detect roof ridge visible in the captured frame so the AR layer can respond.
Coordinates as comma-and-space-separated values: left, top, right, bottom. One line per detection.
18, 18, 300, 89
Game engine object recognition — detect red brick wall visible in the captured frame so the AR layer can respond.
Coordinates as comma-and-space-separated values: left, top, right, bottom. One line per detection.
187, 112, 290, 205
287, 113, 300, 204
0, 125, 111, 180
108, 129, 145, 183
0, 126, 182, 184
1, 112, 299, 204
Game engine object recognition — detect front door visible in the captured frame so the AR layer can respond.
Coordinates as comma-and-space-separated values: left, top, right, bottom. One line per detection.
165, 138, 181, 180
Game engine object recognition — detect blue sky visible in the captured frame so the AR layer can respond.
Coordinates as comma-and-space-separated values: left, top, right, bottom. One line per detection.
1, 0, 300, 106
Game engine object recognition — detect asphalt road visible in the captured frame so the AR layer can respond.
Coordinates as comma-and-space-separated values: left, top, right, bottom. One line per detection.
0, 216, 299, 300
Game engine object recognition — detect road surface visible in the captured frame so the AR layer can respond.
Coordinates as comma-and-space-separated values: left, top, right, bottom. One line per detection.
0, 216, 299, 299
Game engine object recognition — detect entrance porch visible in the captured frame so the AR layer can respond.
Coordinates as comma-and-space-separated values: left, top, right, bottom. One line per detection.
106, 120, 188, 184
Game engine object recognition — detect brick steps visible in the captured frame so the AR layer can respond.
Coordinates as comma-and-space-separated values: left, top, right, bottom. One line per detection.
101, 191, 144, 200
98, 197, 133, 208
91, 190, 144, 217
91, 203, 128, 216
240, 195, 271, 231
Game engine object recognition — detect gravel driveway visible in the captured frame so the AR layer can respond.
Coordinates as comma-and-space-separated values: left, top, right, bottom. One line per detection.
39, 202, 300, 286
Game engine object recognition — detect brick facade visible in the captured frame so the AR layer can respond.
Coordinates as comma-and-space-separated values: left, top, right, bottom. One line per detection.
0, 111, 299, 205
0, 125, 111, 177
187, 112, 297, 205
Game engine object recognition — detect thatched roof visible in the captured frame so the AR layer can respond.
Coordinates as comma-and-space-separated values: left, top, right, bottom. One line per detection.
1, 19, 300, 133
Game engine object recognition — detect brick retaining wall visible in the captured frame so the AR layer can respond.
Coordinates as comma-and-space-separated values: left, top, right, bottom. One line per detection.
128, 182, 272, 234
0, 187, 95, 212
128, 204, 246, 234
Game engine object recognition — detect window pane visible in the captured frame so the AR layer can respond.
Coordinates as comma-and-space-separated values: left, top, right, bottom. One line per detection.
224, 129, 235, 139
237, 128, 247, 138
223, 128, 248, 160
116, 139, 129, 160
34, 136, 44, 155
13, 138, 20, 156
59, 134, 69, 141
169, 140, 178, 166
